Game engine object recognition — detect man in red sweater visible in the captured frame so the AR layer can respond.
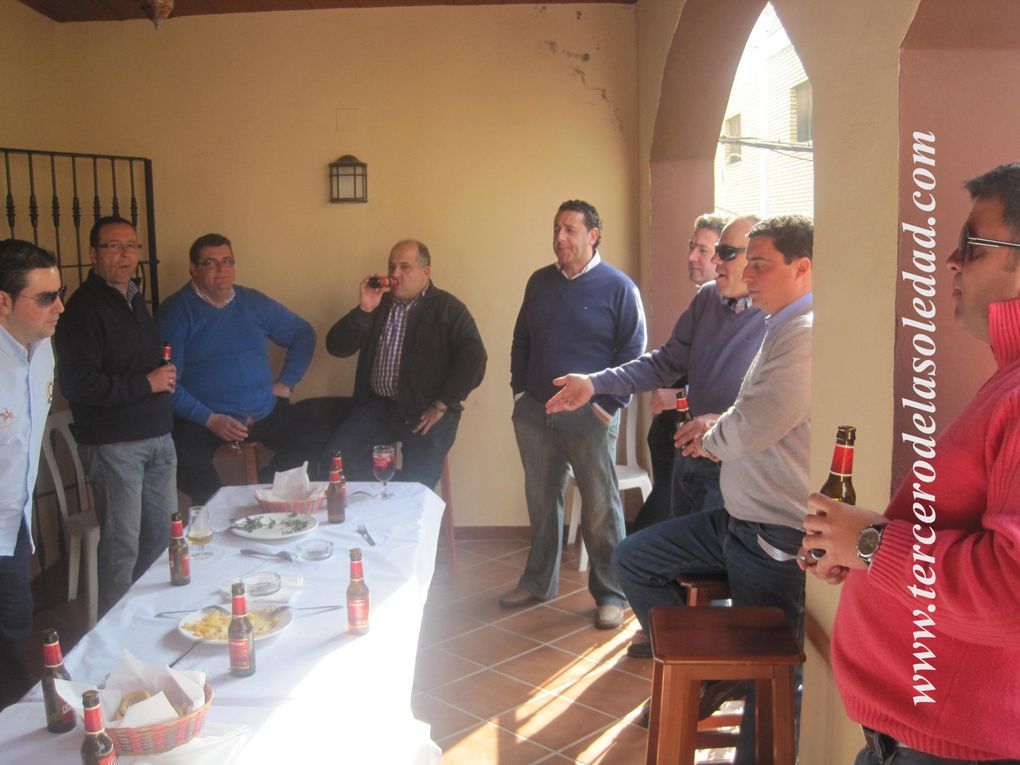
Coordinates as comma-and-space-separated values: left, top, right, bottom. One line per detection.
801, 162, 1020, 763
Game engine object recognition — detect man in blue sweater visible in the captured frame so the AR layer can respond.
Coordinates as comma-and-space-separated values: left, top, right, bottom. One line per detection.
503, 200, 646, 629
157, 233, 328, 504
56, 216, 177, 616
546, 214, 767, 654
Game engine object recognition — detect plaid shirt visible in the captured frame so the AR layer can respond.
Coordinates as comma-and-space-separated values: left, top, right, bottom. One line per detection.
371, 285, 428, 398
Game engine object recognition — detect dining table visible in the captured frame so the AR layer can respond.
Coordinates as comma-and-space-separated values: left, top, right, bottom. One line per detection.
0, 481, 446, 764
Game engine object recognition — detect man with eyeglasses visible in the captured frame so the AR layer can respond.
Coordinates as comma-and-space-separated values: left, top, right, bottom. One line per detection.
0, 239, 62, 707
55, 216, 178, 616
803, 164, 1020, 763
547, 215, 766, 545
157, 233, 328, 503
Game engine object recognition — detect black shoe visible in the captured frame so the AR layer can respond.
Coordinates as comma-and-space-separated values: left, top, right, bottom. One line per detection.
626, 640, 653, 659
698, 679, 745, 720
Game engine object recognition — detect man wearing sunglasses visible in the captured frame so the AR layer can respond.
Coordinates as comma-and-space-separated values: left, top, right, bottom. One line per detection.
803, 165, 1020, 763
55, 216, 178, 616
157, 233, 328, 504
0, 239, 62, 707
546, 215, 767, 547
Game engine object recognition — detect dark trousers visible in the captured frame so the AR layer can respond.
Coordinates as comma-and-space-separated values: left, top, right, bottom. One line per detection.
855, 742, 1020, 765
0, 520, 33, 709
631, 412, 676, 531
173, 397, 330, 503
324, 396, 460, 490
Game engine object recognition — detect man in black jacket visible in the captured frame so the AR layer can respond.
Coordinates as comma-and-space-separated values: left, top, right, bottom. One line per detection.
324, 239, 486, 488
55, 216, 177, 615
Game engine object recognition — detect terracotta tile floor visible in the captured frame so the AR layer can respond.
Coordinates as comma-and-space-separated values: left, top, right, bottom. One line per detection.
420, 538, 657, 764
23, 537, 738, 764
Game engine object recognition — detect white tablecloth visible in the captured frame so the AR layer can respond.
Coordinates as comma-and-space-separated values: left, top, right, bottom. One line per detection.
1, 482, 445, 764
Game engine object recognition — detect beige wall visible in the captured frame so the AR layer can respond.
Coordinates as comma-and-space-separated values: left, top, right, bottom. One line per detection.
0, 0, 639, 528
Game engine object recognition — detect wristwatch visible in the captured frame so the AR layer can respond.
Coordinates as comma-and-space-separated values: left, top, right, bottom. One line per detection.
856, 524, 885, 566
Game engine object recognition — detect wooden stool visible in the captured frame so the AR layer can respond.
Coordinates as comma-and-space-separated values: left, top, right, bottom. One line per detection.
646, 606, 804, 765
677, 573, 730, 606
214, 441, 260, 485
437, 456, 457, 573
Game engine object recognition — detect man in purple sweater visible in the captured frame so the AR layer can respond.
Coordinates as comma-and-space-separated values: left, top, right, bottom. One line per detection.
503, 200, 646, 629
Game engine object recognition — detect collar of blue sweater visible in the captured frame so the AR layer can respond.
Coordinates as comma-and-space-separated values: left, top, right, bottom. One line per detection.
556, 251, 602, 280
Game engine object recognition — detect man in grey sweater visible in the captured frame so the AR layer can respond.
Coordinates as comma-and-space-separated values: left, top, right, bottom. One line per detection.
618, 216, 813, 764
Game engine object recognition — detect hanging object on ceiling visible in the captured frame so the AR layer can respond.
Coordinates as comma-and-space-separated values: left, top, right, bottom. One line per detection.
140, 0, 174, 30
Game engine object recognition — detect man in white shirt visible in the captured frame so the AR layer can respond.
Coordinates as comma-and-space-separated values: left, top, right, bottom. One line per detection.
0, 239, 63, 708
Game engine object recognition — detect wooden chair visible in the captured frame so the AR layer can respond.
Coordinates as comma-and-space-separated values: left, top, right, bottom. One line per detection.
213, 440, 260, 484
39, 410, 100, 628
437, 456, 457, 573
566, 405, 652, 571
678, 573, 731, 606
646, 606, 804, 765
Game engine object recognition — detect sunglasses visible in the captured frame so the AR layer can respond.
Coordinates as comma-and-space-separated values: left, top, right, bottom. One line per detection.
17, 285, 67, 307
958, 224, 1020, 263
714, 243, 747, 261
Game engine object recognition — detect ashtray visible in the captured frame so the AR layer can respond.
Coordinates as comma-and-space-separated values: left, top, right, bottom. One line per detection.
296, 539, 333, 561
240, 571, 282, 597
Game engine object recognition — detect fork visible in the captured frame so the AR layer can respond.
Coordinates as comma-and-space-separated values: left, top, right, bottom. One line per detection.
356, 524, 376, 546
240, 547, 296, 562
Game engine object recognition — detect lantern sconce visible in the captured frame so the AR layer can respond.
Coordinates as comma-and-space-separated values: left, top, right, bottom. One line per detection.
329, 155, 368, 203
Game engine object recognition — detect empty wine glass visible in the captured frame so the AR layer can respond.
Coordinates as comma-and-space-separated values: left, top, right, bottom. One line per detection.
372, 444, 396, 499
230, 414, 254, 453
187, 505, 214, 559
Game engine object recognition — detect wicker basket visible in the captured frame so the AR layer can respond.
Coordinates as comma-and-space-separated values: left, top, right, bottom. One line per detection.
254, 487, 326, 515
109, 683, 213, 755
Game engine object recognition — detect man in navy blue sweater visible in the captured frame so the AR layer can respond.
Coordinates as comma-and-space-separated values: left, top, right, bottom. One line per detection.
503, 200, 646, 629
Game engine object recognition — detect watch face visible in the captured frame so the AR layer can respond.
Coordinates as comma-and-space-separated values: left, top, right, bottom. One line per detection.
858, 526, 882, 558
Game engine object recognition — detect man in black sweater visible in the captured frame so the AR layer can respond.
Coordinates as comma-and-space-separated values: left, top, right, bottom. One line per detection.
324, 239, 486, 489
55, 216, 178, 615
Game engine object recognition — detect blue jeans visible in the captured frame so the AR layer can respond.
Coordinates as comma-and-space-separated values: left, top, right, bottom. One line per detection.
855, 744, 1020, 765
0, 519, 32, 708
324, 396, 461, 490
512, 393, 625, 607
80, 434, 177, 614
612, 507, 805, 765
671, 451, 725, 519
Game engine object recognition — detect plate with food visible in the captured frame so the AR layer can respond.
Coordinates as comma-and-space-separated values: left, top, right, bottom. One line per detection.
178, 605, 294, 644
229, 512, 318, 540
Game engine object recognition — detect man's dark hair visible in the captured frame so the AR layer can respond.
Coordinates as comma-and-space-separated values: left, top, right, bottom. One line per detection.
965, 162, 1020, 240
749, 215, 814, 263
0, 239, 57, 297
557, 199, 602, 249
189, 233, 233, 263
88, 215, 136, 249
693, 213, 730, 236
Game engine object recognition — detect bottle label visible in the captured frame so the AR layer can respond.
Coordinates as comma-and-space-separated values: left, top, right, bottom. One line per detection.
170, 549, 190, 580
350, 561, 364, 579
171, 519, 184, 537
232, 594, 247, 617
229, 638, 252, 669
44, 677, 75, 728
347, 597, 369, 629
97, 753, 116, 765
83, 704, 104, 734
42, 641, 63, 667
830, 444, 855, 476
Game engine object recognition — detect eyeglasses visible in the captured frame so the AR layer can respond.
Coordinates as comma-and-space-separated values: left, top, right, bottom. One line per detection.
97, 242, 143, 254
16, 285, 67, 307
196, 256, 235, 269
958, 224, 1020, 263
714, 243, 747, 261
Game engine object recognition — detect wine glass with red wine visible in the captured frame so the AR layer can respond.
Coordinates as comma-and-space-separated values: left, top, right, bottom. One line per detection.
372, 444, 396, 499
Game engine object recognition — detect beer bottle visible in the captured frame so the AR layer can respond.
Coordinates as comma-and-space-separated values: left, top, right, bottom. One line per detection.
168, 511, 190, 586
228, 582, 256, 677
42, 629, 75, 733
326, 463, 347, 525
367, 275, 395, 289
811, 425, 857, 559
347, 548, 369, 635
331, 450, 343, 471
674, 389, 693, 431
81, 689, 117, 764
160, 341, 172, 366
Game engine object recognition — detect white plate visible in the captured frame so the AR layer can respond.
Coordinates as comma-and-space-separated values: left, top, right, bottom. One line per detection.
177, 605, 294, 644
229, 512, 318, 540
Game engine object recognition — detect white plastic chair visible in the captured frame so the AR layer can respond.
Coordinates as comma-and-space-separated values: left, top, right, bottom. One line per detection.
566, 405, 652, 571
40, 409, 100, 628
